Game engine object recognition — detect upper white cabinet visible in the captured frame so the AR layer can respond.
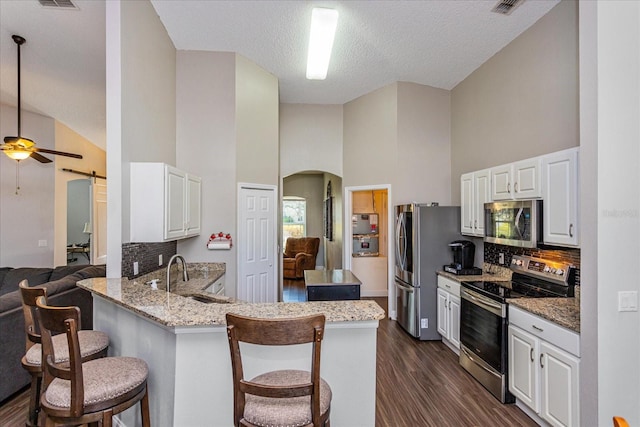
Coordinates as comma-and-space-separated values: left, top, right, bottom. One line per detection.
542, 148, 579, 247
461, 169, 491, 237
491, 158, 542, 201
131, 163, 202, 242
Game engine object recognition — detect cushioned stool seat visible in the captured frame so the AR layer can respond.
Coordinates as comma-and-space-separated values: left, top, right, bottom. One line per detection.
244, 370, 332, 427
25, 330, 109, 365
44, 356, 148, 410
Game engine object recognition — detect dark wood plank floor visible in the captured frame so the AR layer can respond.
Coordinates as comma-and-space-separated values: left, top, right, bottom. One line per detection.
0, 287, 536, 427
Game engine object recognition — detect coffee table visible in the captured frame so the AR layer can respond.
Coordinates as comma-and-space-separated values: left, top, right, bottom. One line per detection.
304, 269, 362, 301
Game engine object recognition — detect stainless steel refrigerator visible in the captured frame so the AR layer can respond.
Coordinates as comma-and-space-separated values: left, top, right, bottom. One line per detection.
395, 204, 461, 340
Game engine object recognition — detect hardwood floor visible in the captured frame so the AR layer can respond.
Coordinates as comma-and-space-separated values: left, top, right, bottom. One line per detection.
0, 292, 537, 426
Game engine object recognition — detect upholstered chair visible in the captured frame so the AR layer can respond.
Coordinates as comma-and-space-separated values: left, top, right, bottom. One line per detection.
283, 237, 320, 279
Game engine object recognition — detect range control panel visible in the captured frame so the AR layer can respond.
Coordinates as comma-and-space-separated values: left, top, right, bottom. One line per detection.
510, 255, 575, 286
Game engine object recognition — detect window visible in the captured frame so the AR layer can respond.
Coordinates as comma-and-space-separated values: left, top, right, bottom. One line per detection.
283, 197, 306, 245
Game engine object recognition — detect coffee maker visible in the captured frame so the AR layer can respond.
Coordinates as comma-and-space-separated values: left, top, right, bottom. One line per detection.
444, 240, 482, 275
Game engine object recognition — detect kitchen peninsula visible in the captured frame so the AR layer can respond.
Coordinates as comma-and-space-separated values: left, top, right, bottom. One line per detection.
78, 267, 385, 427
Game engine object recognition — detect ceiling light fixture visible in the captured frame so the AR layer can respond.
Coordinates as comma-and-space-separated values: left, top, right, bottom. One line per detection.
306, 7, 339, 80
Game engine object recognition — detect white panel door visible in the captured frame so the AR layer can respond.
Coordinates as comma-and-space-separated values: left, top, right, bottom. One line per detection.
436, 288, 449, 338
238, 185, 277, 303
165, 166, 186, 240
542, 148, 579, 247
508, 326, 539, 411
449, 294, 461, 349
473, 169, 491, 236
460, 173, 474, 235
513, 158, 542, 199
92, 178, 107, 265
540, 341, 580, 427
491, 165, 513, 200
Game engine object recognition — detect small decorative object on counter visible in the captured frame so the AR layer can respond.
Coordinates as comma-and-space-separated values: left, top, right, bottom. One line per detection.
207, 232, 232, 250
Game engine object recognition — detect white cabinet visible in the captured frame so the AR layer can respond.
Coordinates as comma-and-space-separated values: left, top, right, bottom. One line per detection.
130, 163, 202, 242
460, 169, 491, 236
542, 148, 579, 247
436, 276, 461, 353
491, 158, 542, 201
508, 306, 580, 427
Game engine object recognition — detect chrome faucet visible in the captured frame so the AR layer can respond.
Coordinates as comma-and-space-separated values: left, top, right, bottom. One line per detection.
166, 254, 189, 292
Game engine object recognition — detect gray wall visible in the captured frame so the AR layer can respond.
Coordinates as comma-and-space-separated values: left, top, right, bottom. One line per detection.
67, 179, 91, 245
450, 0, 579, 203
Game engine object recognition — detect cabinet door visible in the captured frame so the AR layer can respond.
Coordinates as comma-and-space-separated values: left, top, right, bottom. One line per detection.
449, 294, 461, 349
473, 169, 491, 236
491, 165, 513, 200
540, 341, 580, 427
508, 326, 539, 412
542, 148, 579, 247
461, 173, 474, 235
165, 166, 187, 240
185, 174, 202, 236
513, 158, 542, 199
436, 288, 449, 338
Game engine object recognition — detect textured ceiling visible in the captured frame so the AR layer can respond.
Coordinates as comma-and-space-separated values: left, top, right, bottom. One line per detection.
0, 0, 561, 150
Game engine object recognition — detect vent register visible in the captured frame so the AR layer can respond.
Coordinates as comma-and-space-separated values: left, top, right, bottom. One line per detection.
492, 0, 524, 15
38, 0, 77, 9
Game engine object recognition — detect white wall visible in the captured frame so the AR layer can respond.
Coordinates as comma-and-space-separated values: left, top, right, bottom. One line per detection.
0, 104, 55, 267
450, 0, 579, 203
176, 51, 237, 288
397, 82, 451, 206
106, 0, 176, 277
582, 2, 640, 425
280, 104, 344, 178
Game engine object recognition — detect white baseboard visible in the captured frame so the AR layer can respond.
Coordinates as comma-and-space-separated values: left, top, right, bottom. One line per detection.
361, 290, 388, 297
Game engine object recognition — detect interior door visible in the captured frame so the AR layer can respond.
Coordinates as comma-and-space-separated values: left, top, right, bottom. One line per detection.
92, 178, 107, 265
238, 185, 277, 303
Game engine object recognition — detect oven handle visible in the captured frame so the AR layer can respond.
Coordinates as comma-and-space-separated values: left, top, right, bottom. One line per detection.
461, 288, 505, 317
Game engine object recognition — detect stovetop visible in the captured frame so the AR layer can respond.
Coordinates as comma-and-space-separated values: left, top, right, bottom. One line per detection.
461, 255, 576, 303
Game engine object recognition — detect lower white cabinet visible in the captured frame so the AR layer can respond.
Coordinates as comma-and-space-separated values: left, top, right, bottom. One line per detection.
509, 306, 580, 427
437, 276, 461, 352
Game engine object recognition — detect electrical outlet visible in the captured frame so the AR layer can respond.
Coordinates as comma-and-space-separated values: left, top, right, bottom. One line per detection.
133, 262, 139, 276
159, 254, 163, 266
618, 291, 638, 312
420, 318, 428, 329
499, 253, 505, 265
38, 240, 47, 247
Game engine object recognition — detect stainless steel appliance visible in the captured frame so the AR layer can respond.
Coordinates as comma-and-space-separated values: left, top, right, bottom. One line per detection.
484, 200, 542, 248
352, 213, 378, 235
395, 204, 461, 340
353, 235, 379, 257
459, 255, 575, 403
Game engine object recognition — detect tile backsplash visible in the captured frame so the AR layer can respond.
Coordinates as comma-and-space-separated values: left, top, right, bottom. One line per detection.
122, 242, 177, 279
484, 243, 580, 286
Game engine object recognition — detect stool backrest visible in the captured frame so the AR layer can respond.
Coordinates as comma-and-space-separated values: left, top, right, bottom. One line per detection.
613, 416, 630, 427
35, 297, 85, 417
19, 280, 48, 351
225, 313, 326, 426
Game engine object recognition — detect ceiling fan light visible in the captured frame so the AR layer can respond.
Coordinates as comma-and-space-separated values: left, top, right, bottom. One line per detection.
3, 149, 32, 161
306, 8, 339, 80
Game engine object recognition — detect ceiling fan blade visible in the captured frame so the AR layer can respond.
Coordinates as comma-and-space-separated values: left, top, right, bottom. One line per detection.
30, 152, 53, 163
34, 148, 83, 159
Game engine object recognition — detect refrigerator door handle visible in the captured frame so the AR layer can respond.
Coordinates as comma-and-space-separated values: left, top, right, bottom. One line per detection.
395, 213, 405, 271
395, 280, 414, 293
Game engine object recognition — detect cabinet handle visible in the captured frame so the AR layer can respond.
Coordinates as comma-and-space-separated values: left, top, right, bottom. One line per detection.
470, 220, 473, 229
540, 353, 544, 368
507, 183, 511, 193
514, 182, 518, 193
532, 325, 544, 332
530, 348, 534, 362
474, 219, 477, 229
448, 301, 451, 309
569, 223, 574, 237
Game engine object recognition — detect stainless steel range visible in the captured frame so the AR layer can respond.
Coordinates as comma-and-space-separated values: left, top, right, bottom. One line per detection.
459, 255, 576, 403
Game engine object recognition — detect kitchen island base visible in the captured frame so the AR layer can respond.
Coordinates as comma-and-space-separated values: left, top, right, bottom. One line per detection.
92, 296, 379, 426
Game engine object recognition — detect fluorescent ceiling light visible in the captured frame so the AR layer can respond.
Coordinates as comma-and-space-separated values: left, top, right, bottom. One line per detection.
306, 8, 339, 80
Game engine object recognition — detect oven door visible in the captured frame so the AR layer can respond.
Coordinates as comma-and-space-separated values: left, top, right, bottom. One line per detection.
459, 287, 507, 374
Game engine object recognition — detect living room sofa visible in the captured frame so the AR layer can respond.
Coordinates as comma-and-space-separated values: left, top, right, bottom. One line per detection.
0, 264, 106, 403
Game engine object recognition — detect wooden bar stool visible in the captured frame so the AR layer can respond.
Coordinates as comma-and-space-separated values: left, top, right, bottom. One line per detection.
226, 313, 331, 427
613, 416, 630, 427
35, 296, 150, 427
19, 280, 109, 427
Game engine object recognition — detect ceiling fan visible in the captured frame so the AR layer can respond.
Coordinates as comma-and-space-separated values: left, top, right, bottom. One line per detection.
1, 35, 83, 164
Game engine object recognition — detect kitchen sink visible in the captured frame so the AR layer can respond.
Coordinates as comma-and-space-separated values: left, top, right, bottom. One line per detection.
184, 294, 230, 304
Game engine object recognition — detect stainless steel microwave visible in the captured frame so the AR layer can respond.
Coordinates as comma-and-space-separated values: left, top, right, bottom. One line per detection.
484, 200, 542, 248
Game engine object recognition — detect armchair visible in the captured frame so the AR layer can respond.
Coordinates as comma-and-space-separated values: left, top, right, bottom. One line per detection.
283, 237, 320, 279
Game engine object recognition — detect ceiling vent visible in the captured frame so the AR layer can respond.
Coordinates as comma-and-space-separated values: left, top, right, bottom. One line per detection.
38, 0, 78, 9
491, 0, 524, 15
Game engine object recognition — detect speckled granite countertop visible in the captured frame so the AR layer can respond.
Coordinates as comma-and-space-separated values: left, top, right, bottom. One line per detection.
509, 291, 580, 334
438, 264, 580, 333
78, 264, 385, 328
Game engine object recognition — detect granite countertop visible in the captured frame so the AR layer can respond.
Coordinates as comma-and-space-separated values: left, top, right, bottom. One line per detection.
437, 262, 512, 283
78, 265, 385, 327
509, 295, 580, 333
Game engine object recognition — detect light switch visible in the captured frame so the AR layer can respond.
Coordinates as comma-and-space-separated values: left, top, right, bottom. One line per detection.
618, 291, 638, 312
38, 240, 47, 247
